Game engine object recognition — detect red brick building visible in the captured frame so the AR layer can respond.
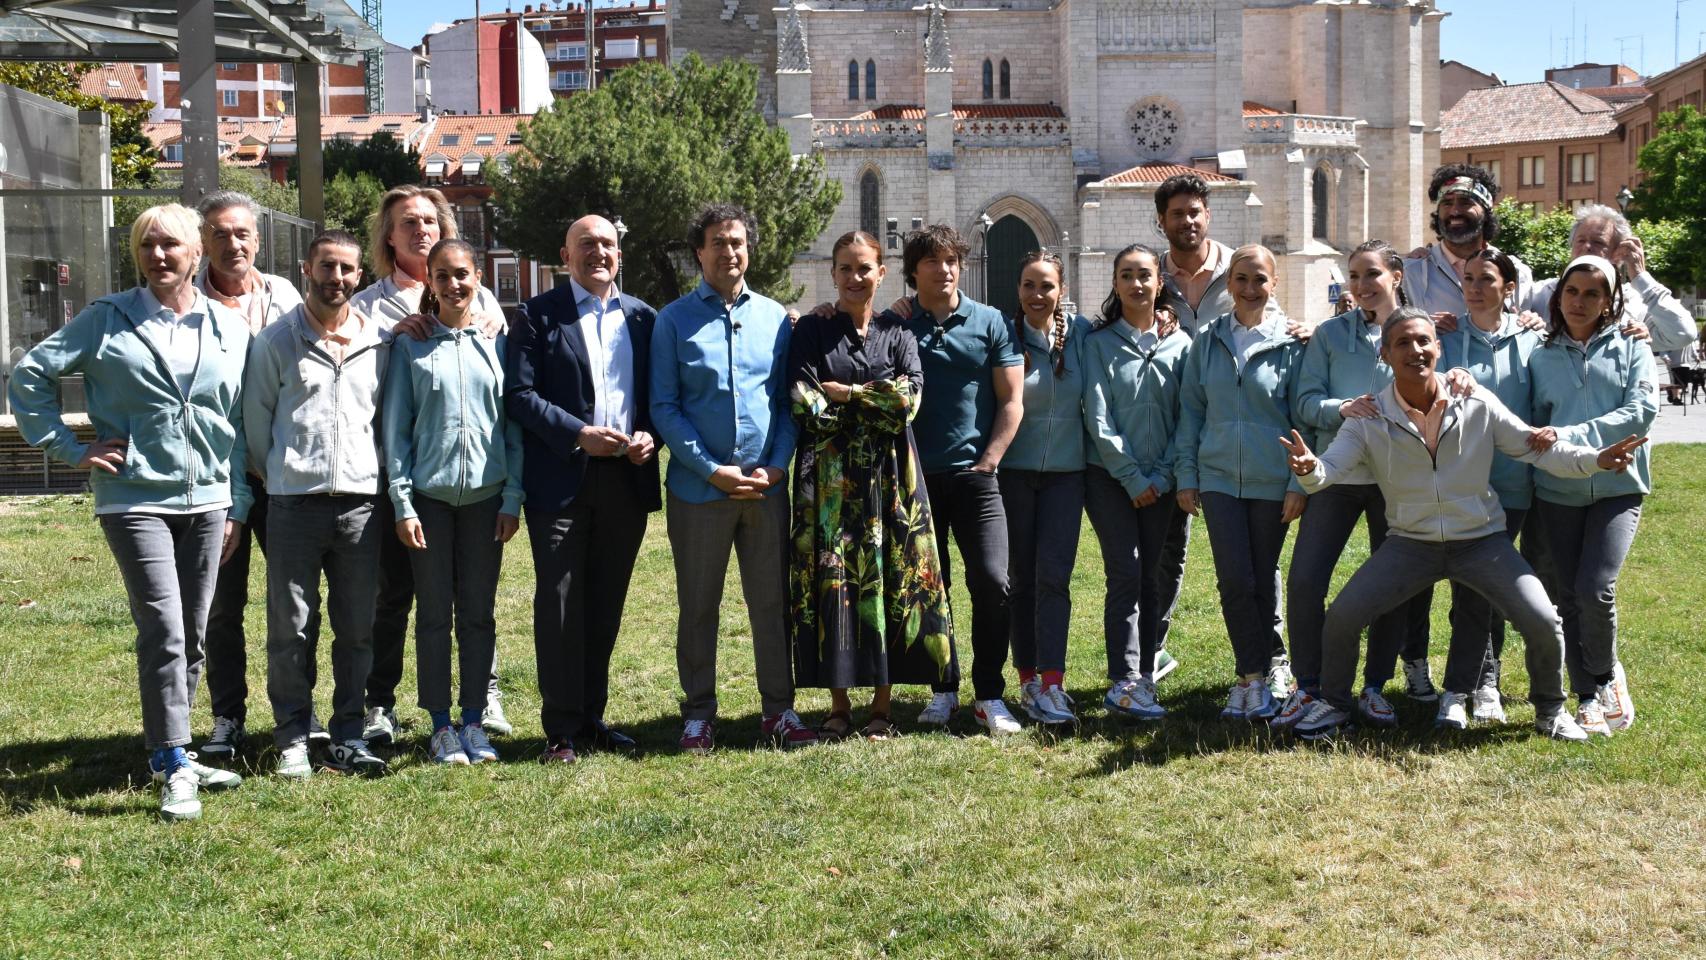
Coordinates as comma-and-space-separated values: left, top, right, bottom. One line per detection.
1618, 50, 1706, 191
419, 113, 549, 306
520, 1, 668, 97
1440, 81, 1628, 213
141, 61, 367, 122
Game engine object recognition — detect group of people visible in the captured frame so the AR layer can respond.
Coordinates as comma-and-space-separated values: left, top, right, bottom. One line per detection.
8, 160, 1682, 821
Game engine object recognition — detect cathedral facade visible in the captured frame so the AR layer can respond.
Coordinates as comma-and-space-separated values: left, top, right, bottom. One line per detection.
670, 0, 1445, 320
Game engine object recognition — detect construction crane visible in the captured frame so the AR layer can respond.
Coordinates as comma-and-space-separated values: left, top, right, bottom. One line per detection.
362, 0, 384, 112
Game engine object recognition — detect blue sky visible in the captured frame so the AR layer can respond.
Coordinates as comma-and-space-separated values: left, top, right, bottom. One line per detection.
381, 1, 1704, 85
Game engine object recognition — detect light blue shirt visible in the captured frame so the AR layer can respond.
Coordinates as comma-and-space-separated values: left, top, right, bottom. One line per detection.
570, 277, 636, 434
650, 278, 797, 503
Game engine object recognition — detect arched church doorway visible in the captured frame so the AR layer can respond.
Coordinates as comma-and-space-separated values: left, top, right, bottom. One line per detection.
984, 215, 1039, 318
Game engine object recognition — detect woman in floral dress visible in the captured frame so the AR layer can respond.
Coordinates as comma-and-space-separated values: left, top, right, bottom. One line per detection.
789, 230, 953, 740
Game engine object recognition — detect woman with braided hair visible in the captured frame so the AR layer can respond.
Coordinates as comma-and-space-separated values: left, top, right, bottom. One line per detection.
999, 251, 1093, 726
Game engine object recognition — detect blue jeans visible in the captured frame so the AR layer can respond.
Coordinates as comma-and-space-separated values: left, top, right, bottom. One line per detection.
1536, 494, 1643, 697
999, 468, 1085, 675
101, 510, 226, 750
1083, 466, 1178, 681
265, 494, 382, 745
1199, 492, 1289, 677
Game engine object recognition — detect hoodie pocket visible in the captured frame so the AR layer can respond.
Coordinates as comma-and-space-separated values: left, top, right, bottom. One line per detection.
282, 432, 331, 488
189, 406, 237, 484
123, 408, 190, 482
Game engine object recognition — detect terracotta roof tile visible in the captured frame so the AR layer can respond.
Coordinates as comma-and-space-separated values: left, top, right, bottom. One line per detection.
1096, 162, 1239, 186
421, 113, 532, 157
1441, 81, 1617, 149
79, 64, 147, 102
849, 103, 1065, 120
1242, 100, 1285, 116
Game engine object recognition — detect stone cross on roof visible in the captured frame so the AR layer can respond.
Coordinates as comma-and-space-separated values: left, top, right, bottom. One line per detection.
924, 2, 951, 72
778, 2, 810, 73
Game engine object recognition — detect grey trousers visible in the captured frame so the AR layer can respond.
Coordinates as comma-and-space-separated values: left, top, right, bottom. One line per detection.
1536, 494, 1643, 698
999, 468, 1085, 675
101, 510, 226, 750
667, 491, 794, 721
1200, 492, 1289, 677
407, 494, 505, 716
265, 494, 382, 746
1083, 466, 1178, 681
1444, 507, 1525, 694
1320, 533, 1566, 715
1156, 496, 1191, 656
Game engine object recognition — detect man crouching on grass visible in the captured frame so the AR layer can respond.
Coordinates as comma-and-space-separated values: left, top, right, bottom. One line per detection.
1277, 308, 1646, 743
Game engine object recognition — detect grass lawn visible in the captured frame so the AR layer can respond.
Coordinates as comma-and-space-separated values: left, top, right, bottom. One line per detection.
2, 447, 1704, 959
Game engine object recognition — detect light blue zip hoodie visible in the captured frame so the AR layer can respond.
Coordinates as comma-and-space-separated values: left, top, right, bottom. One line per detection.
1002, 313, 1091, 473
1083, 320, 1191, 499
8, 287, 253, 522
1174, 311, 1306, 501
383, 322, 524, 520
1438, 313, 1543, 509
1291, 307, 1394, 486
1529, 324, 1659, 506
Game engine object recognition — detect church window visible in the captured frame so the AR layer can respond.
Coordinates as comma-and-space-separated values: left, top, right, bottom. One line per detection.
860, 169, 881, 236
982, 60, 994, 99
848, 60, 860, 100
1000, 59, 1011, 99
866, 59, 877, 101
1125, 97, 1183, 160
1312, 166, 1330, 241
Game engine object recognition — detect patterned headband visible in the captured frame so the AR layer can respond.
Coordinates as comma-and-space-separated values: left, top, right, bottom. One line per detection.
1437, 176, 1494, 210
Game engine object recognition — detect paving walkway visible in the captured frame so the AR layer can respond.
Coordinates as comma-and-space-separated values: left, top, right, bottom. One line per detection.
1649, 394, 1706, 445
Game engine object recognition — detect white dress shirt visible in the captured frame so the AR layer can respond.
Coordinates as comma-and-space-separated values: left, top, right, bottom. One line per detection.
570, 278, 636, 434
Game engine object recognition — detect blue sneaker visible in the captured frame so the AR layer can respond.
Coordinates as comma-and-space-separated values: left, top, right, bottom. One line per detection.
1104, 677, 1166, 720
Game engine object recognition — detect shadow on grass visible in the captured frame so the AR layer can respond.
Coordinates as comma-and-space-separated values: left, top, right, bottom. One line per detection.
0, 733, 160, 817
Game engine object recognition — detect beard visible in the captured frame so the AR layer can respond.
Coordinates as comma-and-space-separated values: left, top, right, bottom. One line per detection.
1438, 214, 1483, 246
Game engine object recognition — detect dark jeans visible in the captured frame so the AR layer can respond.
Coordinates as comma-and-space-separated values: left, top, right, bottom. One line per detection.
1286, 483, 1414, 694
1320, 533, 1566, 715
100, 510, 226, 750
1199, 492, 1288, 677
1155, 501, 1191, 657
1537, 494, 1643, 697
925, 469, 1012, 702
998, 468, 1084, 675
1083, 466, 1178, 681
528, 459, 650, 744
204, 488, 319, 724
1444, 507, 1525, 694
265, 494, 381, 746
407, 494, 505, 716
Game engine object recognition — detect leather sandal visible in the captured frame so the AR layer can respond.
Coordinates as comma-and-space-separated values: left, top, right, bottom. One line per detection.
819, 711, 853, 741
860, 712, 897, 740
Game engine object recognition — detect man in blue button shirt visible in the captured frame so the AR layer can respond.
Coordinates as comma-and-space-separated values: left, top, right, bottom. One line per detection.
651, 203, 816, 753
887, 224, 1026, 734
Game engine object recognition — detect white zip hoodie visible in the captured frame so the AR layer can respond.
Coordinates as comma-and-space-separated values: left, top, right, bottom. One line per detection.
1298, 375, 1602, 542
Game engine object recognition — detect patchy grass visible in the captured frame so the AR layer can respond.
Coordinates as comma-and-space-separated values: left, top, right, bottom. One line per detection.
2, 448, 1704, 959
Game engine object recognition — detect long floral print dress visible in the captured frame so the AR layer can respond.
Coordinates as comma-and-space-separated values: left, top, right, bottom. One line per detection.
788, 312, 955, 689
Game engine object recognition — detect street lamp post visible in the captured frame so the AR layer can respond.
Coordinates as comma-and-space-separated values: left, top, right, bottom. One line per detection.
613, 215, 629, 288
1616, 185, 1634, 214
976, 212, 994, 303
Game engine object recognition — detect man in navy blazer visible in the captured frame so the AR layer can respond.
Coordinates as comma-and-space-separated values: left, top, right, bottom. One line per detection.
506, 214, 661, 762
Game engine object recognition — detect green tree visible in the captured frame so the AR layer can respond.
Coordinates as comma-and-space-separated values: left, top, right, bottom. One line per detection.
489, 54, 842, 306
0, 62, 157, 184
324, 170, 386, 238
1495, 198, 1692, 290
288, 131, 421, 190
1633, 105, 1706, 288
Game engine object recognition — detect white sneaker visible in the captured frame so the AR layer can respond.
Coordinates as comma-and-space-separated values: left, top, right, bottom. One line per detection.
362, 706, 397, 746
1032, 686, 1077, 725
480, 698, 514, 737
973, 699, 1022, 736
430, 726, 470, 765
1470, 683, 1506, 723
459, 723, 499, 764
1220, 678, 1254, 720
1576, 694, 1612, 737
1603, 664, 1635, 732
1357, 686, 1398, 727
1104, 677, 1166, 720
1295, 700, 1352, 740
307, 712, 331, 744
1403, 657, 1439, 702
1435, 691, 1469, 731
917, 691, 959, 726
1538, 709, 1590, 742
1266, 658, 1295, 704
1152, 649, 1180, 682
1270, 689, 1315, 730
199, 716, 244, 758
151, 752, 242, 791
276, 739, 313, 779
1018, 678, 1048, 723
159, 765, 201, 822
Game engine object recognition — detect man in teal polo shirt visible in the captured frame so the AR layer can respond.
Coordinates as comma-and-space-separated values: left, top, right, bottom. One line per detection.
885, 224, 1026, 734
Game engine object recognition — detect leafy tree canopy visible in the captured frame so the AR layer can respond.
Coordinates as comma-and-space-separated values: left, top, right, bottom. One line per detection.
1633, 105, 1706, 288
0, 62, 157, 185
489, 54, 841, 306
288, 130, 422, 190
1493, 198, 1687, 290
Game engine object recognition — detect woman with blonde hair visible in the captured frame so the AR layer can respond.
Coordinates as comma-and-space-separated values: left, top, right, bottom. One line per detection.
9, 204, 250, 820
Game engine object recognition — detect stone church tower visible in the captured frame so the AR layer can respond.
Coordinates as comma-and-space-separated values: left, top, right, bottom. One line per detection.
671, 0, 1444, 321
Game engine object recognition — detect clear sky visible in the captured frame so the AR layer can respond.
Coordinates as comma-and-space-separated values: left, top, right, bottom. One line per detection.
380, 1, 1705, 85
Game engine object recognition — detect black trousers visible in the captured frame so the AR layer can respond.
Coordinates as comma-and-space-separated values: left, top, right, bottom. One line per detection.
527, 459, 650, 745
363, 494, 419, 710
925, 468, 1011, 702
204, 487, 318, 724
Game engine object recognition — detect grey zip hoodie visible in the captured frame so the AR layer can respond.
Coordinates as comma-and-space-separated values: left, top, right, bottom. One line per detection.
1298, 375, 1602, 542
243, 302, 393, 496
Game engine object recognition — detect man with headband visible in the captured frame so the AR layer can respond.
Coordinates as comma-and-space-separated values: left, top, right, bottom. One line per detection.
1402, 164, 1534, 321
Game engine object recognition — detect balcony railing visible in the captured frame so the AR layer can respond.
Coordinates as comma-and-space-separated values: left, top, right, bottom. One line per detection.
1243, 113, 1359, 147
810, 116, 1069, 150
811, 118, 925, 149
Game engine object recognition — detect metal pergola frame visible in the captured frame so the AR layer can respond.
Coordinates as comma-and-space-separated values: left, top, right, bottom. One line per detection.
0, 0, 383, 223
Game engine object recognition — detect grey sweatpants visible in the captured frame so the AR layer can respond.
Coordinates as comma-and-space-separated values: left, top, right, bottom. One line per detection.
101, 510, 226, 750
1320, 532, 1566, 715
1536, 494, 1643, 698
667, 491, 794, 721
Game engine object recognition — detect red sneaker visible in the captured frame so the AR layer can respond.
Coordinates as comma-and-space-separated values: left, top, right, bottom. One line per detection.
679, 719, 715, 755
761, 709, 819, 749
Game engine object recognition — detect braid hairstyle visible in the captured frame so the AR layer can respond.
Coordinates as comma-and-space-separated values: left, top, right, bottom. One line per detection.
1016, 249, 1069, 378
1096, 242, 1161, 331
1348, 239, 1410, 314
